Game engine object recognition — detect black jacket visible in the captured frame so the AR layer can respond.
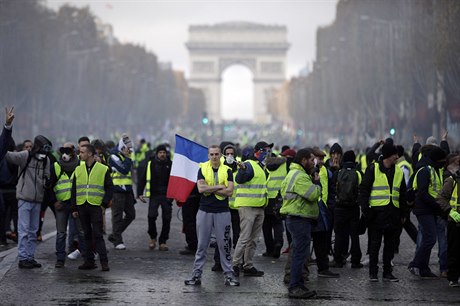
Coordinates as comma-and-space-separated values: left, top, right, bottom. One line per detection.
358, 161, 408, 229
412, 156, 443, 216
137, 156, 172, 197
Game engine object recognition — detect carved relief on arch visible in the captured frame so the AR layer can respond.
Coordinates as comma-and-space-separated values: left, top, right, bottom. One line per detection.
219, 58, 256, 75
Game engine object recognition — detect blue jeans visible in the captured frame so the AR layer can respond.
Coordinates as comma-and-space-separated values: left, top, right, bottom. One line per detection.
411, 214, 437, 275
414, 216, 447, 273
286, 216, 312, 290
17, 200, 41, 261
55, 201, 87, 261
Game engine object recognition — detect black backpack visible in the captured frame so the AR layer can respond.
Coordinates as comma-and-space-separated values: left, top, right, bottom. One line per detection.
336, 168, 360, 206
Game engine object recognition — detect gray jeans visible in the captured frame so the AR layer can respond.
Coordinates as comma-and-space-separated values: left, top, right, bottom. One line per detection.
232, 206, 265, 269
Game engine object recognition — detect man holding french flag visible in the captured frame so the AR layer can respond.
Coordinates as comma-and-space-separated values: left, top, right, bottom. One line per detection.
167, 137, 239, 286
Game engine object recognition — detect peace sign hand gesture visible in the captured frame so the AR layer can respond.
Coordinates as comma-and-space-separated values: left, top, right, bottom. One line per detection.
5, 106, 14, 126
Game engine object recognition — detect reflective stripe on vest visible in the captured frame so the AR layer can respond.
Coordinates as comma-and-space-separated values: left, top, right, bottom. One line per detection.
267, 164, 287, 199
75, 162, 108, 206
413, 165, 441, 198
235, 160, 268, 207
111, 154, 132, 186
200, 161, 230, 201
450, 179, 459, 211
369, 163, 403, 208
53, 163, 72, 201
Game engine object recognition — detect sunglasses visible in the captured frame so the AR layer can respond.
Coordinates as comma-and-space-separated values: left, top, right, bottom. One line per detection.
59, 147, 73, 155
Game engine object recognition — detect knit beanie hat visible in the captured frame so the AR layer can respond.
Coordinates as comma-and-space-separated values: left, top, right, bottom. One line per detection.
330, 143, 343, 155
155, 144, 167, 153
342, 150, 356, 163
381, 143, 398, 159
429, 147, 447, 162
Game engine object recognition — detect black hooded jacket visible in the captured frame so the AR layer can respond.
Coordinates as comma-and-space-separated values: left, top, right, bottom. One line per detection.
412, 155, 443, 216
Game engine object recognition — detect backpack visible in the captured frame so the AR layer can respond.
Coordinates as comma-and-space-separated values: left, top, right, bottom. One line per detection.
336, 168, 360, 206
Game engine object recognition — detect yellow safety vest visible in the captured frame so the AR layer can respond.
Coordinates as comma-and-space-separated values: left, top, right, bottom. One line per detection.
75, 162, 108, 206
413, 165, 441, 198
145, 160, 152, 197
319, 166, 328, 204
200, 161, 230, 201
228, 171, 238, 209
111, 154, 132, 186
450, 179, 458, 212
235, 160, 268, 208
267, 164, 287, 199
397, 159, 413, 177
360, 154, 368, 173
369, 163, 403, 208
53, 163, 72, 201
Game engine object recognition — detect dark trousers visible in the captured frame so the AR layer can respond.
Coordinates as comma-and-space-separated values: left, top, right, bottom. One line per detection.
286, 216, 312, 290
111, 192, 136, 245
0, 193, 5, 242
447, 221, 460, 282
368, 226, 395, 275
4, 191, 18, 235
148, 195, 172, 244
311, 230, 330, 272
333, 207, 362, 265
262, 213, 284, 253
78, 204, 108, 263
181, 195, 200, 250
395, 213, 418, 252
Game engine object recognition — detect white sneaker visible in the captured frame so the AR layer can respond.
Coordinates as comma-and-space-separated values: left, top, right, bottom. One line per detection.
67, 249, 81, 260
115, 243, 126, 250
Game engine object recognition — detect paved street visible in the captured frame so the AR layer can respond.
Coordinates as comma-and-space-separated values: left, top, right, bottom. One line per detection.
1, 202, 459, 305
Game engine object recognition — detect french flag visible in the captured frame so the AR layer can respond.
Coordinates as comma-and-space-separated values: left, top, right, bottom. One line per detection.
166, 134, 208, 203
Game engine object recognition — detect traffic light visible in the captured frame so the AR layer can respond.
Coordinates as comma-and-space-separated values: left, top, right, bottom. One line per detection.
389, 128, 396, 136
201, 112, 209, 125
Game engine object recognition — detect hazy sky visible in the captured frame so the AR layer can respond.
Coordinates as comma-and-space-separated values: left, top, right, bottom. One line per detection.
45, 0, 338, 119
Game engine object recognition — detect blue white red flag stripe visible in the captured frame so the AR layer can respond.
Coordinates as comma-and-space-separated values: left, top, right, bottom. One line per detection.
166, 134, 208, 203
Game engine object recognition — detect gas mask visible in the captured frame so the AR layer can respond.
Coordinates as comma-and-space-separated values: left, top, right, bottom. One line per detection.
61, 153, 71, 162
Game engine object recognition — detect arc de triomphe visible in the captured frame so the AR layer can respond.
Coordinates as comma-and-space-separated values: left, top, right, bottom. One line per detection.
186, 22, 290, 124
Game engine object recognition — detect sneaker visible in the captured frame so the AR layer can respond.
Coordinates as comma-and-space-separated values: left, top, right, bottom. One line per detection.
420, 271, 438, 279
318, 270, 340, 278
149, 239, 156, 250
408, 266, 420, 276
211, 263, 223, 272
101, 262, 110, 272
224, 273, 240, 286
233, 265, 242, 277
55, 260, 65, 268
179, 247, 196, 255
18, 260, 34, 269
78, 262, 97, 270
351, 263, 364, 269
449, 280, 460, 287
369, 273, 378, 282
29, 259, 42, 268
383, 272, 399, 282
67, 249, 81, 260
184, 275, 201, 286
288, 286, 316, 299
115, 243, 126, 250
159, 243, 169, 251
243, 267, 264, 277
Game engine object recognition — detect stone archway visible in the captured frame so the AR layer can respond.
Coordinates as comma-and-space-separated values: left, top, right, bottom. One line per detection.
186, 22, 290, 124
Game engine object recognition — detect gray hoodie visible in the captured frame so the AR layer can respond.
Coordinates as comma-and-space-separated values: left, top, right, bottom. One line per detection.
5, 150, 50, 203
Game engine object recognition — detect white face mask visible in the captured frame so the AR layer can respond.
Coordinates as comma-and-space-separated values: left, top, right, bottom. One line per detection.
314, 158, 318, 168
226, 155, 235, 164
61, 153, 71, 162
36, 154, 46, 160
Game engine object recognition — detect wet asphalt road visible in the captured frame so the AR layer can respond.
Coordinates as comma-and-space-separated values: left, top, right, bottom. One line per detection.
1, 202, 460, 305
